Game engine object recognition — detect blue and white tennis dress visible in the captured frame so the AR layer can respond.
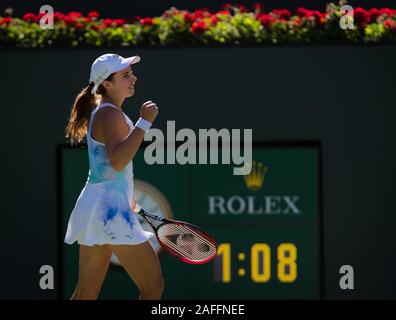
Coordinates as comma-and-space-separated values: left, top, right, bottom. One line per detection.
64, 103, 153, 246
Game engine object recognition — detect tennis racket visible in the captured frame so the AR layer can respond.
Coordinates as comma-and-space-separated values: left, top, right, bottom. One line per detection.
135, 204, 217, 264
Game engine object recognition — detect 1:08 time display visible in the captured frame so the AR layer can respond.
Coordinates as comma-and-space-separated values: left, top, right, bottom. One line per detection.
214, 243, 298, 283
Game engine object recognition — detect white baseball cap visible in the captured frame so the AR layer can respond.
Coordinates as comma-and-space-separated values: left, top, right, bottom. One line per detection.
89, 53, 140, 94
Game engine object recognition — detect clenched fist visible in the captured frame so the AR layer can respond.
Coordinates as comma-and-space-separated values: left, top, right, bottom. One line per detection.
140, 100, 159, 123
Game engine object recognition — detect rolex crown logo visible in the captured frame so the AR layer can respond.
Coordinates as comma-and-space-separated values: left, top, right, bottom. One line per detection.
244, 161, 268, 191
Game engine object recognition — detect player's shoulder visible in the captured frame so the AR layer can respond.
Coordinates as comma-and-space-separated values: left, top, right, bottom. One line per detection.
94, 106, 128, 134
95, 106, 124, 122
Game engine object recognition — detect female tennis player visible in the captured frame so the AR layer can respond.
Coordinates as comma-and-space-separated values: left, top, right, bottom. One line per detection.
64, 53, 163, 300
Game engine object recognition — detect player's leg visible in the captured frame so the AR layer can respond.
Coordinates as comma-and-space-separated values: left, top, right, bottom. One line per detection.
71, 244, 113, 300
106, 241, 164, 300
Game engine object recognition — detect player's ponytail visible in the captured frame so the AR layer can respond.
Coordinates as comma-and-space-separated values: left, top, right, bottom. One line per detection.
65, 82, 97, 145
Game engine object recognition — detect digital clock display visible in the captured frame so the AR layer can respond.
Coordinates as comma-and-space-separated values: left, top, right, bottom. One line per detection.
59, 142, 323, 299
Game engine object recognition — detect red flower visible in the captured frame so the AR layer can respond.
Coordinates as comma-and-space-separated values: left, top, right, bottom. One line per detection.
236, 4, 248, 13
384, 18, 396, 30
211, 16, 219, 25
140, 17, 154, 26
379, 8, 393, 17
103, 18, 113, 27
68, 12, 82, 18
183, 12, 194, 23
296, 7, 323, 25
221, 4, 233, 10
368, 8, 379, 22
92, 24, 105, 31
270, 9, 291, 19
320, 13, 327, 25
297, 7, 312, 17
193, 10, 208, 19
54, 12, 66, 22
256, 13, 274, 27
131, 16, 141, 22
354, 7, 369, 28
88, 11, 100, 20
22, 13, 36, 22
312, 10, 323, 25
191, 21, 206, 33
253, 3, 264, 12
216, 10, 231, 16
76, 23, 84, 30
64, 16, 77, 25
0, 17, 12, 25
113, 19, 125, 27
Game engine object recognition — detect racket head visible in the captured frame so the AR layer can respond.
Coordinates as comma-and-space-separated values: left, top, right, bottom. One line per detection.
155, 220, 217, 265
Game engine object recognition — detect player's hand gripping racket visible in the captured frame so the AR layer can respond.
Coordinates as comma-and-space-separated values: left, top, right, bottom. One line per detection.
135, 204, 217, 264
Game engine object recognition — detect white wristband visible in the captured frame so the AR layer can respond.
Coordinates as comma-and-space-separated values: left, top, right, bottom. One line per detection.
135, 117, 152, 133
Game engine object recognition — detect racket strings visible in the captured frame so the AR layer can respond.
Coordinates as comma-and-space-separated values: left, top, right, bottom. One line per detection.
160, 232, 215, 261
157, 223, 216, 262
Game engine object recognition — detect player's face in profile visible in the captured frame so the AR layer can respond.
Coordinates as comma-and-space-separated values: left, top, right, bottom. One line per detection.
113, 66, 137, 98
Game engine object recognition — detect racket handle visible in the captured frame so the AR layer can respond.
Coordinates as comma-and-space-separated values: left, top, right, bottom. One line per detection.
134, 204, 164, 221
134, 204, 144, 215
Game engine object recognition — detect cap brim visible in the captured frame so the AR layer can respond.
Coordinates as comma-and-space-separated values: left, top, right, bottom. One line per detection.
112, 55, 141, 73
124, 55, 141, 65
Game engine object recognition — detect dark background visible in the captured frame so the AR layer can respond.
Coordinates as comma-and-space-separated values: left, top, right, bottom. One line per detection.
1, 46, 395, 299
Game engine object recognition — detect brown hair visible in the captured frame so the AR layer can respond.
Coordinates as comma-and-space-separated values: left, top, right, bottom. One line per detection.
65, 74, 114, 144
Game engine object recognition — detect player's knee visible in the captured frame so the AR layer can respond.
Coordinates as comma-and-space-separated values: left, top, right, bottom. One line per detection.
72, 286, 101, 300
71, 291, 99, 300
159, 277, 165, 294
141, 276, 164, 297
151, 276, 164, 295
